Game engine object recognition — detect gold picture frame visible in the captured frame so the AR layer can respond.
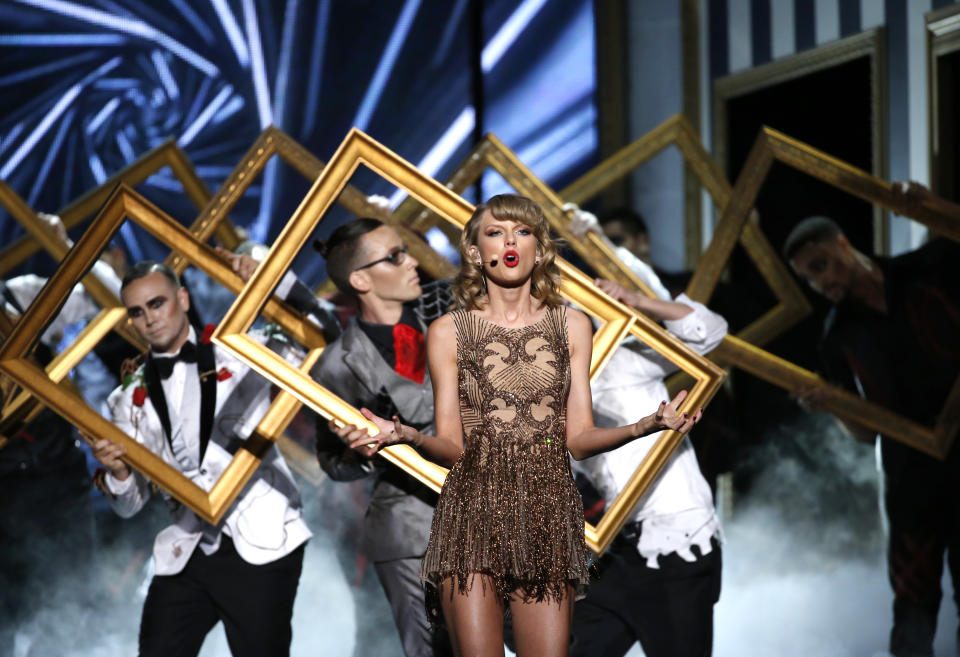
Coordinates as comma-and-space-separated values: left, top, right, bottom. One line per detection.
0, 182, 145, 444
712, 27, 888, 253
0, 181, 145, 347
214, 128, 726, 554
0, 185, 327, 524
186, 126, 456, 283
391, 133, 657, 297
690, 126, 960, 459
560, 113, 813, 348
0, 139, 241, 277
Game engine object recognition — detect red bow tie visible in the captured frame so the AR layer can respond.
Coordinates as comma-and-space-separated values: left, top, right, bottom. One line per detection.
392, 324, 425, 384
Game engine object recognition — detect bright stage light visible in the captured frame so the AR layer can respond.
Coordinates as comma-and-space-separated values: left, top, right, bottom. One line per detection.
481, 0, 550, 72
388, 105, 476, 207
242, 0, 272, 128
1, 57, 121, 180
151, 50, 179, 100
302, 0, 331, 137
0, 51, 99, 87
86, 97, 121, 135
12, 0, 220, 77
352, 0, 422, 131
27, 108, 73, 207
210, 0, 250, 67
0, 33, 126, 46
178, 84, 234, 147
272, 0, 299, 128
115, 131, 135, 163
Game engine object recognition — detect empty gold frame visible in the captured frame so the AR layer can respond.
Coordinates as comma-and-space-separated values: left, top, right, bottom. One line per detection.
391, 133, 657, 297
561, 114, 812, 348
0, 139, 240, 277
214, 128, 725, 554
690, 126, 960, 459
0, 185, 328, 524
0, 182, 145, 443
186, 126, 456, 282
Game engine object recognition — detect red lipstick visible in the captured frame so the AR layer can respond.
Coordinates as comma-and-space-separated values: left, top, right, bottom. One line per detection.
503, 250, 519, 267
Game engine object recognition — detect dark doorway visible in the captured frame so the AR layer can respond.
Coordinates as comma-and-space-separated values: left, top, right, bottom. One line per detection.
714, 51, 880, 505
933, 48, 960, 203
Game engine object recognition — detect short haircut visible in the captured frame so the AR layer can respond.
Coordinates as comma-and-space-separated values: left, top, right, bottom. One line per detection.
121, 261, 181, 293
782, 216, 844, 261
598, 206, 648, 236
314, 218, 384, 295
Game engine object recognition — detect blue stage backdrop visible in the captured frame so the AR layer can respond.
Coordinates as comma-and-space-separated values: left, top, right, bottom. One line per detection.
0, 0, 596, 282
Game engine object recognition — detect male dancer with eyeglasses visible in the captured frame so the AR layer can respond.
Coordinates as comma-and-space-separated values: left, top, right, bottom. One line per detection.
90, 253, 330, 657
310, 218, 453, 657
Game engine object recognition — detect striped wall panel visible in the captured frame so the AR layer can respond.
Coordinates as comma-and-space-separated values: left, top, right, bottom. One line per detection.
699, 0, 959, 253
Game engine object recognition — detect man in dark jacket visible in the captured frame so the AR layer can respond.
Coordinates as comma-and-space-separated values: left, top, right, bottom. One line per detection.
787, 216, 960, 657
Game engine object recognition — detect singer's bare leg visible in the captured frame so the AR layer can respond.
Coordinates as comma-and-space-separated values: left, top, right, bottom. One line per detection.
439, 575, 574, 657
440, 574, 506, 657
509, 585, 574, 657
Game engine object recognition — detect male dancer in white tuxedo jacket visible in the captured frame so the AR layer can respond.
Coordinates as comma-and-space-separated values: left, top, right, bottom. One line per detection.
91, 257, 316, 657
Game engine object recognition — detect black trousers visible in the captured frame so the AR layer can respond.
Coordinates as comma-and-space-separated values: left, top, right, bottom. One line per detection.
139, 536, 305, 657
569, 534, 722, 657
883, 439, 960, 657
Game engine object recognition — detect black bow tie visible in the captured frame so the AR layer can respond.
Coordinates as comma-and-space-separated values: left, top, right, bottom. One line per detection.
153, 341, 198, 379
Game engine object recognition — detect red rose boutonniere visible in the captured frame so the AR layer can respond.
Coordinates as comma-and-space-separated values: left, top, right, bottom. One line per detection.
216, 367, 232, 382
120, 356, 147, 407
200, 323, 215, 345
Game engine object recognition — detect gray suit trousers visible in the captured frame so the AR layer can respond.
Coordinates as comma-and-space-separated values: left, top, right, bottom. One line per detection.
374, 556, 451, 657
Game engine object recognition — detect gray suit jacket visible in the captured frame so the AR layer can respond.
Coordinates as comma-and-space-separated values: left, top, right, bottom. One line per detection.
311, 282, 452, 562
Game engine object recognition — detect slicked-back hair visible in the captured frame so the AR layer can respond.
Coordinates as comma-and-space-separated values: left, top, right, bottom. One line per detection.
121, 261, 181, 293
782, 216, 844, 262
315, 218, 385, 295
599, 206, 648, 237
453, 194, 563, 311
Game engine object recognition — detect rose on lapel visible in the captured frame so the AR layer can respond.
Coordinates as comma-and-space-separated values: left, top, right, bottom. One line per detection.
132, 386, 147, 407
216, 367, 232, 382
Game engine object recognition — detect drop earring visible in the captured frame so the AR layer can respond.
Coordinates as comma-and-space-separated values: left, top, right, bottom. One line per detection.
476, 259, 487, 294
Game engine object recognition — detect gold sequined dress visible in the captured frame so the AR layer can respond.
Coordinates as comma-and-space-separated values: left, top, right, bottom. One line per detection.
420, 306, 589, 603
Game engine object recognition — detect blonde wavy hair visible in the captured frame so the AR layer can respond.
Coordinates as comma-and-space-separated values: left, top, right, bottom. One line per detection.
452, 194, 563, 311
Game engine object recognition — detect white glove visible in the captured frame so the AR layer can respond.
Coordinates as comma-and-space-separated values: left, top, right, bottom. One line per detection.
38, 212, 71, 247
366, 194, 392, 213
562, 202, 600, 239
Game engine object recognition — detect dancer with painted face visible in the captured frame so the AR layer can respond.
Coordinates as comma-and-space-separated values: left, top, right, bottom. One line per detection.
89, 255, 328, 657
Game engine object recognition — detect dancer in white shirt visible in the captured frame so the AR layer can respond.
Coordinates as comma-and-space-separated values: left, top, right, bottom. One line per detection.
567, 205, 727, 657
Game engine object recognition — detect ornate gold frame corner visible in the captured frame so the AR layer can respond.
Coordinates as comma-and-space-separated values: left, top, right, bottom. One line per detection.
0, 182, 144, 442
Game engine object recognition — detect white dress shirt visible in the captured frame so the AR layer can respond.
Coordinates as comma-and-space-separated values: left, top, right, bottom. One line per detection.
153, 327, 225, 555
579, 287, 728, 568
